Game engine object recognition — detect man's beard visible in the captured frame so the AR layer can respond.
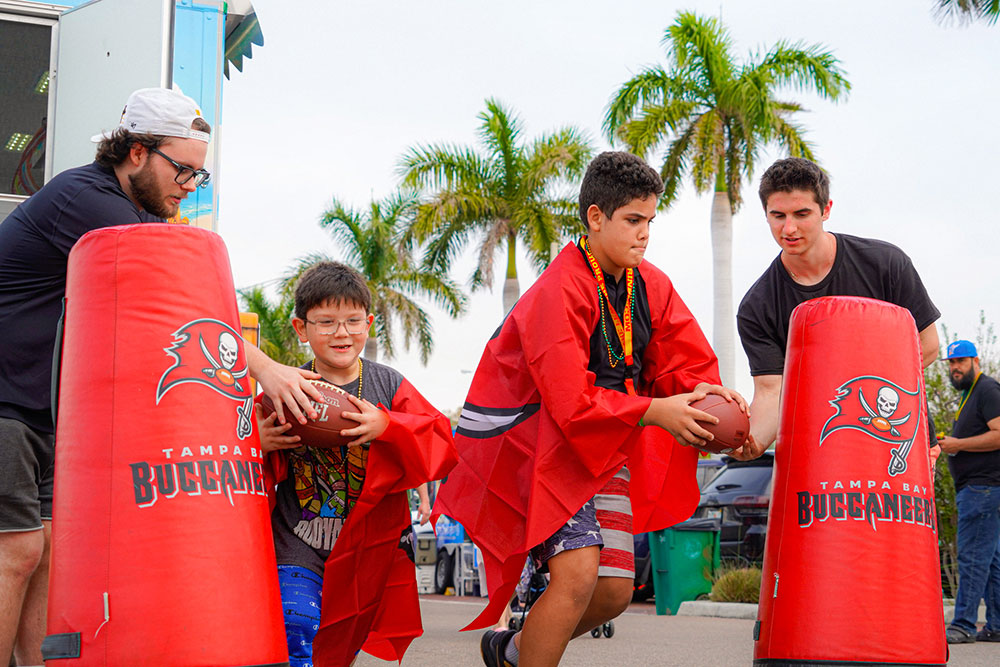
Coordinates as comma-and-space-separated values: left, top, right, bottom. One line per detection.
129, 163, 177, 219
950, 367, 975, 391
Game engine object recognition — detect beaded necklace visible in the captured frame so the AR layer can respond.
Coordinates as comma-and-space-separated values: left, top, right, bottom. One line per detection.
579, 236, 637, 396
310, 357, 363, 398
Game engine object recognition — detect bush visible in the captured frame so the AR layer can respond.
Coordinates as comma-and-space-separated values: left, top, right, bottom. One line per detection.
710, 566, 761, 603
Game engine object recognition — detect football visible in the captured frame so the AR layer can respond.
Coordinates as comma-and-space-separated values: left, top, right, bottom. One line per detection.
258, 380, 356, 448
689, 394, 750, 454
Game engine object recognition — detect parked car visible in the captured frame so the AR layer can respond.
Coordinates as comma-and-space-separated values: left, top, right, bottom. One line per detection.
690, 452, 774, 563
632, 457, 732, 601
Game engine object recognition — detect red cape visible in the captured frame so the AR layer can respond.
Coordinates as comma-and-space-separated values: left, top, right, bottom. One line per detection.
433, 242, 719, 629
266, 378, 457, 666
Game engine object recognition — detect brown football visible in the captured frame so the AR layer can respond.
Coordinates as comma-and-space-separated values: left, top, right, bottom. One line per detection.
258, 380, 356, 448
689, 394, 750, 454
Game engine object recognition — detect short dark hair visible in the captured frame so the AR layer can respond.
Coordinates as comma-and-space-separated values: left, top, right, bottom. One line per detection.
758, 157, 830, 210
294, 261, 371, 320
94, 117, 212, 168
579, 152, 663, 228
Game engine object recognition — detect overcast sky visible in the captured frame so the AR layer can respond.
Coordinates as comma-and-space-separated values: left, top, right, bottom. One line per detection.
216, 0, 999, 411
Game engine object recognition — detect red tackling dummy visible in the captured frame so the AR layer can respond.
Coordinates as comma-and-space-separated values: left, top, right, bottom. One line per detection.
433, 242, 720, 629
45, 225, 287, 666
754, 296, 946, 666
265, 380, 457, 667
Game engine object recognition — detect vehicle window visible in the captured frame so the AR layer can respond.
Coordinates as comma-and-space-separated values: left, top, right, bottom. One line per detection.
702, 465, 772, 494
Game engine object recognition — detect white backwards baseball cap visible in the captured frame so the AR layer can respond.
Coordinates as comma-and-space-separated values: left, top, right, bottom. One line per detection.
91, 88, 210, 143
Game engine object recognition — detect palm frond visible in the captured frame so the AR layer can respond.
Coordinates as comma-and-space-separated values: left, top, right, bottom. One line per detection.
664, 12, 736, 93
603, 66, 682, 140
689, 111, 725, 194
470, 219, 510, 290
617, 100, 699, 158
771, 115, 816, 162
376, 287, 434, 364
387, 268, 468, 318
658, 123, 697, 208
750, 41, 851, 102
397, 144, 492, 192
934, 0, 999, 25
479, 99, 524, 194
520, 128, 593, 198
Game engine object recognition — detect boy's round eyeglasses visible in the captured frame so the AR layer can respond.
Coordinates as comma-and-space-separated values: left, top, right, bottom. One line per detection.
149, 147, 211, 188
304, 318, 370, 335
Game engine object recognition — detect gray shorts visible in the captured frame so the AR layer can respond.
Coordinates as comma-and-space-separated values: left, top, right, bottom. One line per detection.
0, 417, 54, 531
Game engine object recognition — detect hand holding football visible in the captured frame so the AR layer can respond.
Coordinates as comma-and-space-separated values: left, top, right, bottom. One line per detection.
258, 380, 355, 448
689, 394, 750, 454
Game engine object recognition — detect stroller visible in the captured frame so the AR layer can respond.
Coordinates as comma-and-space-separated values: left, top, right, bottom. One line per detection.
506, 558, 614, 638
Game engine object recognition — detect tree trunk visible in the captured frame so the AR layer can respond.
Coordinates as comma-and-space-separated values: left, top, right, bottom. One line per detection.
710, 191, 735, 386
364, 336, 377, 361
502, 232, 520, 315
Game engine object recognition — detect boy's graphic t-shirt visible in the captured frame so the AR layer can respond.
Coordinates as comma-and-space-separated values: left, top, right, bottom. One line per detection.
271, 359, 404, 575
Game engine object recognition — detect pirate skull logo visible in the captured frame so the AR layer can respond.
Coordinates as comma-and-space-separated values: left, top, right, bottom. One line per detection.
876, 387, 899, 418
218, 332, 238, 369
200, 332, 247, 389
859, 385, 910, 436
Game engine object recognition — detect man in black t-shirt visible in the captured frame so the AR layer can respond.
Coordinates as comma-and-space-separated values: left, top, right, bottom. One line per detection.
0, 87, 215, 664
938, 340, 1000, 644
0, 88, 321, 664
736, 158, 940, 452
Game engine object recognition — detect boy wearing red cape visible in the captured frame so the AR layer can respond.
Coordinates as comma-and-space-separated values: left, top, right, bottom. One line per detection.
433, 152, 757, 667
258, 261, 457, 667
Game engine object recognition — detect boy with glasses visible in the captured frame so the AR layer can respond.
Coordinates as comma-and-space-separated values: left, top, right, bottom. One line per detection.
434, 152, 752, 666
257, 261, 457, 666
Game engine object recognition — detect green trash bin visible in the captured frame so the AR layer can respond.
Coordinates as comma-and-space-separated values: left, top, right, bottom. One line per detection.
649, 517, 721, 615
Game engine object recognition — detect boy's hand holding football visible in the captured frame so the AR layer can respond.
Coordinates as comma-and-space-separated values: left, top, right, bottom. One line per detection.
643, 383, 760, 455
340, 393, 390, 447
254, 403, 302, 454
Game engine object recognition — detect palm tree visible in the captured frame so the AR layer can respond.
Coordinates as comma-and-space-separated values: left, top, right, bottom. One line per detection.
238, 285, 309, 367
283, 191, 467, 364
399, 99, 592, 314
604, 11, 850, 385
934, 0, 999, 25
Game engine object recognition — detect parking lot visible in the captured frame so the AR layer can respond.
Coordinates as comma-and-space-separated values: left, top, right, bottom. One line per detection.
356, 596, 999, 666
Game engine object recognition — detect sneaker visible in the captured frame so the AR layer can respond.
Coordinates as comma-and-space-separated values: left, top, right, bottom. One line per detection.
480, 629, 517, 667
977, 627, 1000, 642
946, 625, 976, 644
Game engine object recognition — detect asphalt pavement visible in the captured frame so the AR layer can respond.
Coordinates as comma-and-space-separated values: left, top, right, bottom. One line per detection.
355, 596, 1000, 666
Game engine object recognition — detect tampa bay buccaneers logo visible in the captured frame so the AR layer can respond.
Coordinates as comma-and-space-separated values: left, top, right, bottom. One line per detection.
820, 375, 922, 477
156, 318, 254, 440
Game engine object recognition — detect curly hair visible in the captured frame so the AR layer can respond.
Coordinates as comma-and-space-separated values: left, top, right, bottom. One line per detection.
294, 261, 371, 319
94, 117, 211, 168
758, 157, 830, 209
578, 152, 663, 228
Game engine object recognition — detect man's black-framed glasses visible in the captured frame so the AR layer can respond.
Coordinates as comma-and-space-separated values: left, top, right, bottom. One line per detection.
149, 147, 211, 188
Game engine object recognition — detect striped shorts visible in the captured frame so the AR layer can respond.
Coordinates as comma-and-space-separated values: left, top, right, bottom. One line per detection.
530, 466, 634, 578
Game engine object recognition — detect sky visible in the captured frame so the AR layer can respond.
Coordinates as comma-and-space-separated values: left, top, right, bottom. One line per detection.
216, 0, 999, 413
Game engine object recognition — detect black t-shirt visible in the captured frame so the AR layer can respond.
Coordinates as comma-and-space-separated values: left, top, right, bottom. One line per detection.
947, 373, 1000, 490
737, 233, 940, 377
0, 162, 160, 432
578, 244, 652, 392
271, 359, 404, 575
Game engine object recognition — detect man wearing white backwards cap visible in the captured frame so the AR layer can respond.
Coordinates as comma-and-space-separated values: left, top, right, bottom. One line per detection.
0, 88, 321, 665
